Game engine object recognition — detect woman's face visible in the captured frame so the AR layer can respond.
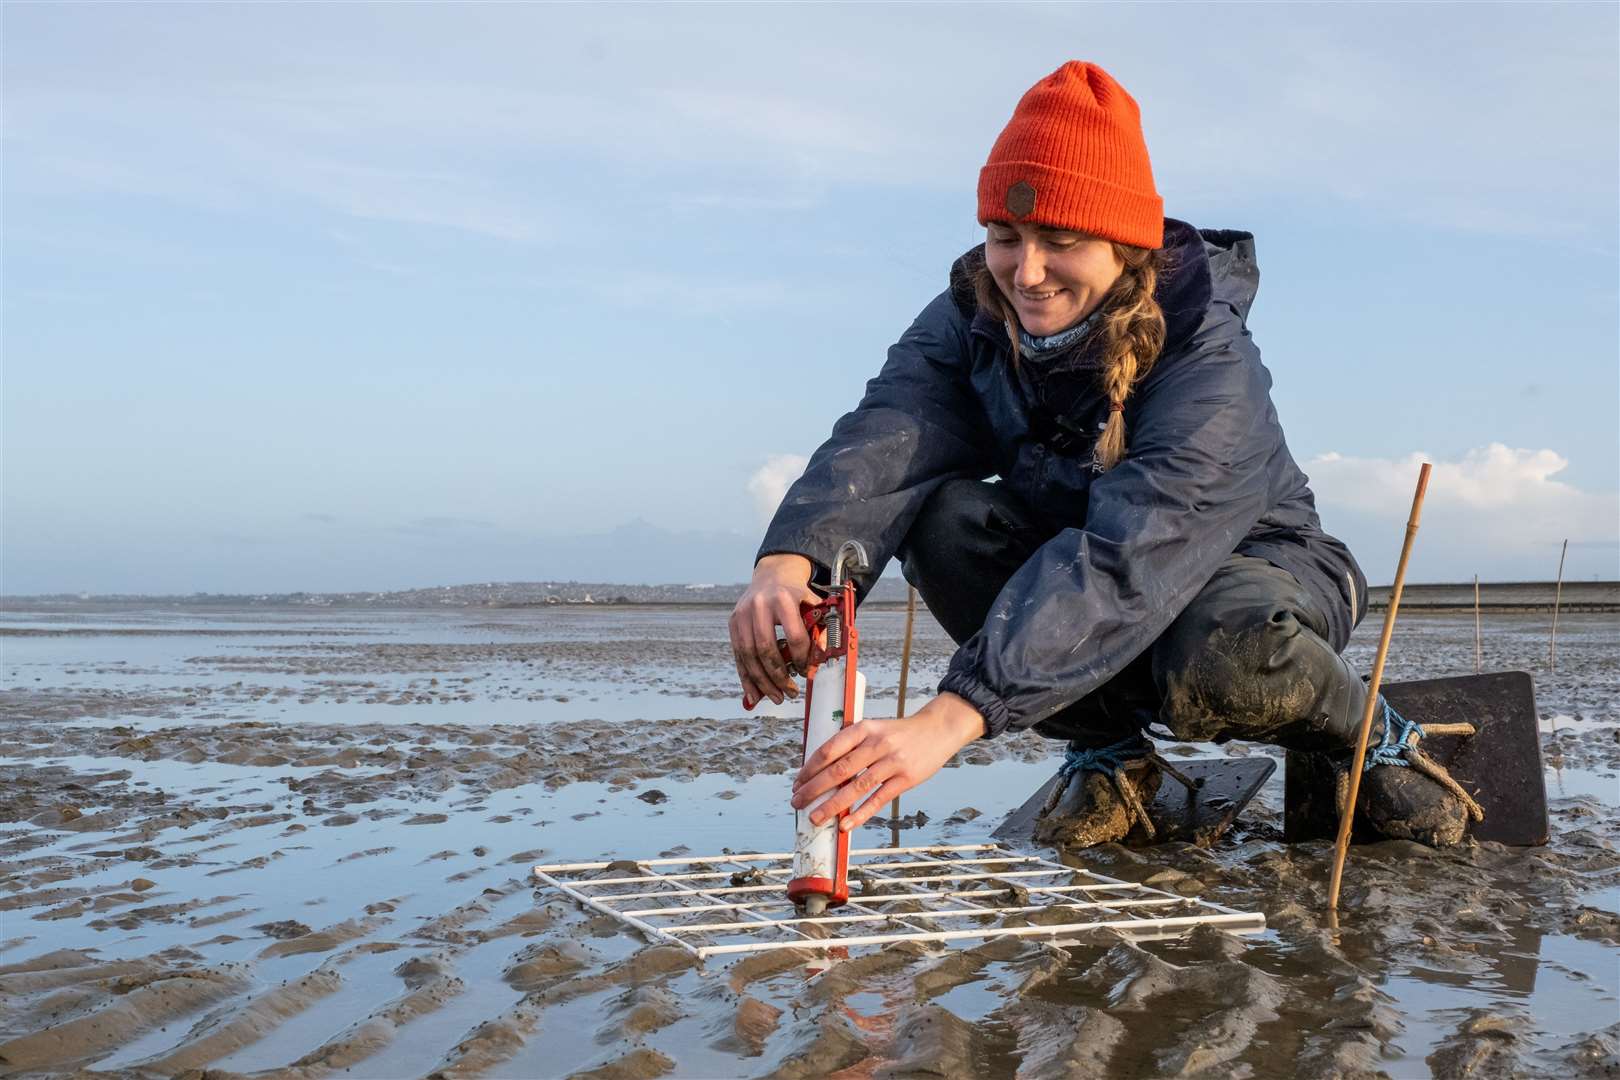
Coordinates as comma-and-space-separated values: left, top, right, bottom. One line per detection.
984, 221, 1124, 337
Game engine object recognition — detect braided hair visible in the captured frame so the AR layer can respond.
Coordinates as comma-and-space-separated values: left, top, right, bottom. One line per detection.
973, 244, 1167, 472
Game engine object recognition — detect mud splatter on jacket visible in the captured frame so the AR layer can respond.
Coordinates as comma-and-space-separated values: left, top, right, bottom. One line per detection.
757, 218, 1367, 738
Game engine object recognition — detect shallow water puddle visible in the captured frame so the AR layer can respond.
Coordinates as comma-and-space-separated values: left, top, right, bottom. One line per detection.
204, 947, 417, 1073
1385, 931, 1620, 1064
3, 605, 958, 729
3, 605, 1616, 1076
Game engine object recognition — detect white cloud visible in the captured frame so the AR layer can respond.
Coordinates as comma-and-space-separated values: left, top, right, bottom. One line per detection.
1309, 445, 1612, 520
748, 454, 809, 525
1305, 445, 1618, 582
8, 6, 1611, 244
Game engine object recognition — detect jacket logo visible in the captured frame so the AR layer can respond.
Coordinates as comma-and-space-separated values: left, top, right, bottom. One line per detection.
1006, 181, 1037, 219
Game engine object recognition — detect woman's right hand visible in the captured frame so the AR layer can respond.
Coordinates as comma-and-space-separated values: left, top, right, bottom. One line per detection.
730, 553, 820, 706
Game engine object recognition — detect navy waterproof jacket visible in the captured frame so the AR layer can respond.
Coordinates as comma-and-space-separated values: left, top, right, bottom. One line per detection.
757, 218, 1368, 738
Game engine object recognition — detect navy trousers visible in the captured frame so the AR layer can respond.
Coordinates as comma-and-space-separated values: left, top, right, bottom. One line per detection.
898, 479, 1366, 751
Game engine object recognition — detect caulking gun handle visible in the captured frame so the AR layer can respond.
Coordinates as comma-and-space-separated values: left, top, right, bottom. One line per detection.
741, 638, 797, 711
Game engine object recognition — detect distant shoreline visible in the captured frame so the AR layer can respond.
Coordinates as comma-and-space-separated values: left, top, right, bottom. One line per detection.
1363, 580, 1617, 612
2, 579, 1616, 613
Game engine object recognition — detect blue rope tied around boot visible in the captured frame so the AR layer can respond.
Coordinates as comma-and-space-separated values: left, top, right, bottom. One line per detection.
1057, 735, 1151, 782
1365, 696, 1425, 771
1042, 734, 1159, 837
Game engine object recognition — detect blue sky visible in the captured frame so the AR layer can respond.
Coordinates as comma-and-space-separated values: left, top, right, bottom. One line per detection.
4, 3, 1616, 594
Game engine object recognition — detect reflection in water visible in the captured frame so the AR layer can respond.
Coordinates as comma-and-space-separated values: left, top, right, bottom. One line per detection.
0, 605, 1615, 1076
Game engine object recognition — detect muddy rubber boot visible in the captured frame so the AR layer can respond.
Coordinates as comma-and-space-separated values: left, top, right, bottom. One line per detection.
1358, 765, 1468, 847
1034, 738, 1162, 849
1333, 696, 1470, 847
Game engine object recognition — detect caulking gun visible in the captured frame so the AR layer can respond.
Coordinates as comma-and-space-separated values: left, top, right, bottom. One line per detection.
742, 540, 870, 916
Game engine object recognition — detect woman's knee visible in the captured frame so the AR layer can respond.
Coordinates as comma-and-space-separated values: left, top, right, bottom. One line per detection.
899, 478, 993, 583
899, 479, 1046, 645
1153, 601, 1323, 742
901, 478, 1046, 587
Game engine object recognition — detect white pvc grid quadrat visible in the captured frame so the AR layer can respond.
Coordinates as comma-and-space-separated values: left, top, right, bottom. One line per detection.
532, 843, 1264, 960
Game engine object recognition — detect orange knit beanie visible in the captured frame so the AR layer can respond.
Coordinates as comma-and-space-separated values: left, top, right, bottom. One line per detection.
978, 61, 1164, 250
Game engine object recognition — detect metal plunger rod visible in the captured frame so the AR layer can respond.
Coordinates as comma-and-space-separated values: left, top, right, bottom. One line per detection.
1328, 462, 1432, 913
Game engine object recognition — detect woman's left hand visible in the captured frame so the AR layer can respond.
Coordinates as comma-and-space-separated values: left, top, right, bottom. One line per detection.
790, 692, 987, 832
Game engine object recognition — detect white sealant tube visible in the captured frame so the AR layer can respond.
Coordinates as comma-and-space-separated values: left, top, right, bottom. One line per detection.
793, 658, 866, 888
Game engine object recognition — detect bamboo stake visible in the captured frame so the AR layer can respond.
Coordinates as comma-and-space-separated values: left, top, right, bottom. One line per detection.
1473, 575, 1482, 675
1328, 462, 1432, 913
1549, 539, 1567, 671
891, 585, 918, 846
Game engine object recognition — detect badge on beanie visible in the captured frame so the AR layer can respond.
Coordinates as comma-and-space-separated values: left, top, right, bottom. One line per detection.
1005, 180, 1037, 219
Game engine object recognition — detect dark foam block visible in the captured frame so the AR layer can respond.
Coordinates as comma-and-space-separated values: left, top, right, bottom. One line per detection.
992, 756, 1277, 848
1284, 671, 1548, 847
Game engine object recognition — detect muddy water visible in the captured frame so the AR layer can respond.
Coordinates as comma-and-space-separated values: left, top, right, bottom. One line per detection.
1, 605, 1615, 1078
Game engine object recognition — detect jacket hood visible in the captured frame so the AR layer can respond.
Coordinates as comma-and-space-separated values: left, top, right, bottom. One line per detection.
948, 218, 1260, 357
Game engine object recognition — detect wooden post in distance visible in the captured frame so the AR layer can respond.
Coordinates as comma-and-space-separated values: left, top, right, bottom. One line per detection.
890, 586, 918, 846
1549, 540, 1567, 671
1473, 575, 1482, 675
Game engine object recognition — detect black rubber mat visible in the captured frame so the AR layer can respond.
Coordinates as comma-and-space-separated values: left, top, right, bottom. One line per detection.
992, 756, 1277, 848
1284, 670, 1548, 846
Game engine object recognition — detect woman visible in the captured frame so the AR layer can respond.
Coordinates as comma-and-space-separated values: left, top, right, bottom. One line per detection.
730, 61, 1468, 848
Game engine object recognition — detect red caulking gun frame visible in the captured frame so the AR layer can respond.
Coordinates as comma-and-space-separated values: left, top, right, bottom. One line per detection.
743, 541, 870, 916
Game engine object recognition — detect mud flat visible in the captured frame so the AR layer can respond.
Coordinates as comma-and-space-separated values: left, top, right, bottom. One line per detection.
0, 606, 1615, 1078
